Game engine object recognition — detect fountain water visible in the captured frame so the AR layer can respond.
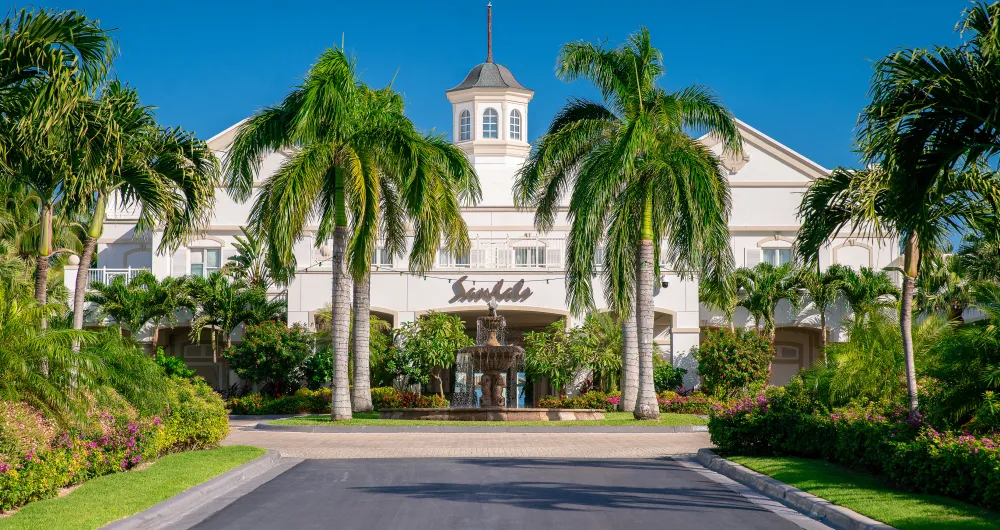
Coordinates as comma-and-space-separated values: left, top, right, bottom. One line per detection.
451, 300, 525, 408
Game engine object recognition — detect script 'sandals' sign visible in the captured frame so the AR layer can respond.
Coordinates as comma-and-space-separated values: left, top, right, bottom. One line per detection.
448, 276, 532, 303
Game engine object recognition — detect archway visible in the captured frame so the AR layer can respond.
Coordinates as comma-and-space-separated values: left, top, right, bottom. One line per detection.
772, 326, 822, 385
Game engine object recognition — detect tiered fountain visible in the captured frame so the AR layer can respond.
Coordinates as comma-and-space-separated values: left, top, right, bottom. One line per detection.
379, 300, 605, 421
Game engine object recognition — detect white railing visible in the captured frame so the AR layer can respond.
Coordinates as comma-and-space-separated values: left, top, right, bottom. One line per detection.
437, 237, 566, 270
104, 193, 141, 220
87, 267, 150, 288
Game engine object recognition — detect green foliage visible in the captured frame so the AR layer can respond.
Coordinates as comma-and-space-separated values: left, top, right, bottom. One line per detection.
524, 320, 576, 395
569, 313, 622, 392
692, 328, 773, 398
657, 392, 719, 415
84, 272, 190, 337
368, 387, 448, 410
653, 364, 686, 393
226, 388, 331, 415
154, 348, 196, 379
0, 401, 55, 463
156, 377, 228, 454
187, 272, 285, 361
733, 263, 801, 335
301, 348, 333, 391
221, 226, 291, 290
222, 321, 310, 396
538, 391, 620, 412
834, 266, 899, 321
398, 312, 472, 394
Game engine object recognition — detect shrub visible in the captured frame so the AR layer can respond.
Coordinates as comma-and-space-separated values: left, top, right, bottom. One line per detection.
692, 328, 773, 398
301, 348, 333, 391
156, 377, 228, 454
370, 387, 448, 410
226, 389, 332, 415
537, 391, 621, 412
0, 402, 56, 463
654, 364, 687, 392
154, 348, 196, 379
707, 390, 1000, 510
658, 392, 718, 415
223, 321, 310, 395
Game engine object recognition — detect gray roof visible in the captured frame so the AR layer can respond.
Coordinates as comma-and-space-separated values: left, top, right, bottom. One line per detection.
447, 62, 530, 92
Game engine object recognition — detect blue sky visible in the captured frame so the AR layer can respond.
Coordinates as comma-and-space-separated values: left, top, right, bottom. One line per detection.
39, 0, 969, 169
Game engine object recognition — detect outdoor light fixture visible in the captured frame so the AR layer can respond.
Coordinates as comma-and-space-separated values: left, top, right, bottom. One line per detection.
660, 276, 669, 288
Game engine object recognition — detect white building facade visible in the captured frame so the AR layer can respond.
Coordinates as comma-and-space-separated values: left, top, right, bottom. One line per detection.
64, 54, 900, 390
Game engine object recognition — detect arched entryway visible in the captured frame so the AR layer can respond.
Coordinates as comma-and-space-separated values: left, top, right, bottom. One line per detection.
771, 326, 822, 385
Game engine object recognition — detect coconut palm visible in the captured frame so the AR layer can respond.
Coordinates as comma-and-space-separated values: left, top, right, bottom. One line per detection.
225, 48, 479, 419
221, 226, 291, 290
797, 166, 1000, 413
68, 81, 218, 332
796, 265, 848, 360
733, 262, 801, 341
514, 29, 741, 419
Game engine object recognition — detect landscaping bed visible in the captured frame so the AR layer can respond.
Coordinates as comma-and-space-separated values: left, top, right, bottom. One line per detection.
729, 455, 1000, 530
267, 411, 707, 427
0, 446, 265, 530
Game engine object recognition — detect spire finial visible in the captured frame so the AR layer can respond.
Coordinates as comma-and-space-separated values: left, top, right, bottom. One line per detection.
486, 3, 493, 63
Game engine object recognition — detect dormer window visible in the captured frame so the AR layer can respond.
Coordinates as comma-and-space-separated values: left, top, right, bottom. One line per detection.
509, 109, 521, 140
483, 108, 498, 139
459, 110, 471, 141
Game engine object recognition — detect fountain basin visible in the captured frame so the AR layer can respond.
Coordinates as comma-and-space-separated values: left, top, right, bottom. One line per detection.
378, 408, 606, 421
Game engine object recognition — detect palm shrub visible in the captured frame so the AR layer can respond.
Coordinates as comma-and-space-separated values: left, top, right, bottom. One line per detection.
733, 262, 801, 340
85, 271, 190, 344
692, 328, 773, 398
223, 321, 310, 396
834, 265, 899, 321
514, 28, 741, 419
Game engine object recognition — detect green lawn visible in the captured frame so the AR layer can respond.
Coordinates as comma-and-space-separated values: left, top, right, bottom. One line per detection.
728, 456, 1000, 530
0, 445, 266, 530
269, 411, 707, 427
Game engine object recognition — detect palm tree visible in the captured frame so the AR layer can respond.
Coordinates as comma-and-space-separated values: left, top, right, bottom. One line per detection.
916, 251, 973, 322
797, 167, 1000, 413
514, 29, 741, 419
187, 272, 283, 389
221, 226, 291, 290
85, 271, 190, 345
796, 265, 847, 360
225, 48, 479, 419
700, 276, 739, 332
733, 263, 801, 340
955, 222, 1000, 283
834, 265, 899, 321
68, 81, 218, 332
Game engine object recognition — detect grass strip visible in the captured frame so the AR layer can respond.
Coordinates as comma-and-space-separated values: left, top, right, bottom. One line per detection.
728, 455, 1000, 530
269, 411, 707, 427
0, 445, 266, 530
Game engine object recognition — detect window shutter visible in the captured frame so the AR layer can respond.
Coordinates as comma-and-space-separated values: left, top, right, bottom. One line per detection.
546, 247, 560, 268
745, 248, 761, 267
171, 248, 188, 276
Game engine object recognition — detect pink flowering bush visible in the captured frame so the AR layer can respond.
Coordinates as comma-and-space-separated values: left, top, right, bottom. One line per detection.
0, 412, 160, 512
708, 387, 1000, 510
658, 392, 719, 415
537, 391, 621, 411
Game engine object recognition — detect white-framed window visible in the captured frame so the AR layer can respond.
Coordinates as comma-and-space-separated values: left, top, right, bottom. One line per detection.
371, 247, 394, 268
459, 110, 471, 141
594, 245, 605, 269
509, 109, 521, 140
438, 250, 471, 268
190, 248, 221, 277
762, 248, 794, 267
482, 108, 498, 139
514, 246, 546, 267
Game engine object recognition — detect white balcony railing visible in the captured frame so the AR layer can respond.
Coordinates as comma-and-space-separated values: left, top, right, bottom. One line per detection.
86, 267, 149, 288
437, 237, 565, 270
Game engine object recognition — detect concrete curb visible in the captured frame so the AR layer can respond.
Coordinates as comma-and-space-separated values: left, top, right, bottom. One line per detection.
227, 414, 310, 420
695, 449, 896, 530
254, 422, 709, 433
104, 449, 284, 530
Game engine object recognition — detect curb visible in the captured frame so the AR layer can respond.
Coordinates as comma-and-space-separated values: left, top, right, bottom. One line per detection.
254, 422, 709, 433
228, 414, 310, 420
104, 449, 284, 530
695, 449, 896, 530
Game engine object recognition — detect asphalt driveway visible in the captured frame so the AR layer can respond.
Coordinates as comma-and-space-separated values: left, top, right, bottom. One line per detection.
191, 457, 808, 530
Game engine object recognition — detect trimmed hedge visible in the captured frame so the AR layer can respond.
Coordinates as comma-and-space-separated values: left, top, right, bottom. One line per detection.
709, 388, 1000, 510
538, 391, 620, 411
227, 388, 332, 415
156, 377, 229, 453
370, 387, 448, 410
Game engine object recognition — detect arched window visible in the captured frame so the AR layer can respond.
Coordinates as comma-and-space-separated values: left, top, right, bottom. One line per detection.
509, 109, 522, 140
482, 108, 498, 139
459, 110, 471, 141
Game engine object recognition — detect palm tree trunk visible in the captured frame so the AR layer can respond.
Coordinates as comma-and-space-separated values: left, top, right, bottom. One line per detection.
618, 296, 638, 412
35, 203, 53, 328
351, 274, 373, 412
819, 311, 827, 364
73, 194, 105, 332
331, 173, 353, 420
901, 232, 920, 414
634, 198, 659, 420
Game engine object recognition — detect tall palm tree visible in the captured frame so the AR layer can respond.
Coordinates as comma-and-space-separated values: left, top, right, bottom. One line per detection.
733, 262, 801, 340
221, 226, 291, 290
796, 265, 847, 360
514, 29, 741, 419
68, 81, 218, 332
797, 167, 1000, 413
225, 48, 479, 419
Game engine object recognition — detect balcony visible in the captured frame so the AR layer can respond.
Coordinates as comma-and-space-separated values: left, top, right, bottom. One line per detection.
436, 237, 566, 270
86, 267, 150, 288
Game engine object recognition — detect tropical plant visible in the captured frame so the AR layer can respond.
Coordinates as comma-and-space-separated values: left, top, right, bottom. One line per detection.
700, 275, 738, 331
733, 262, 801, 340
398, 312, 472, 398
223, 321, 310, 396
797, 166, 999, 413
224, 47, 480, 420
85, 271, 190, 345
514, 28, 741, 419
955, 222, 1000, 283
653, 364, 686, 393
154, 347, 196, 379
916, 251, 974, 322
523, 320, 576, 397
692, 327, 773, 398
221, 226, 290, 290
796, 265, 845, 359
834, 265, 899, 321
187, 272, 284, 387
68, 81, 218, 332
569, 312, 622, 393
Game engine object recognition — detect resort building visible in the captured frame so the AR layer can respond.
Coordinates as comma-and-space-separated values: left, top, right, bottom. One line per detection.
64, 28, 900, 391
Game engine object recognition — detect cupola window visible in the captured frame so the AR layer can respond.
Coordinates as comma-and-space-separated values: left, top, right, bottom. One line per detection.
509, 109, 522, 140
483, 108, 498, 139
459, 110, 471, 141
